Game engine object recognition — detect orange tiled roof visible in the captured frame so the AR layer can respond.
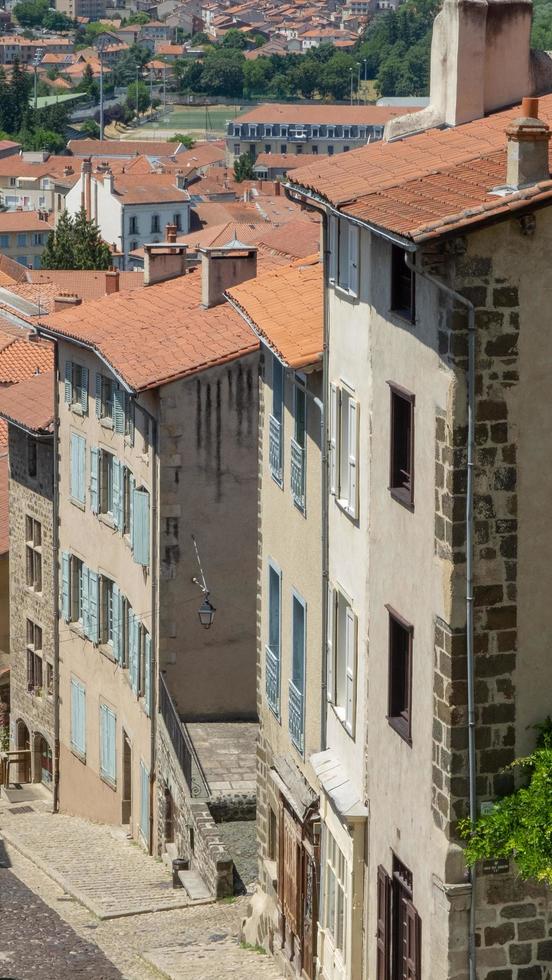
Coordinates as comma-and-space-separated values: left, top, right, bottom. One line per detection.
0, 338, 53, 384
0, 211, 52, 233
30, 269, 144, 303
235, 103, 410, 125
287, 93, 552, 242
38, 269, 258, 392
0, 369, 54, 434
254, 152, 329, 169
227, 258, 322, 369
256, 214, 320, 258
96, 172, 190, 205
0, 253, 29, 286
68, 139, 187, 158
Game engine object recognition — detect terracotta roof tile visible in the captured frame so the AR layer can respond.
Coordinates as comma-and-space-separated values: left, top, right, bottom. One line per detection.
227, 258, 322, 369
29, 269, 143, 303
235, 103, 416, 126
0, 338, 53, 383
0, 211, 53, 232
254, 152, 329, 170
0, 369, 54, 434
38, 270, 258, 392
68, 139, 187, 157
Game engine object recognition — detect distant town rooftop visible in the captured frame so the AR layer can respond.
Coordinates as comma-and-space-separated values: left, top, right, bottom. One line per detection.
233, 103, 422, 125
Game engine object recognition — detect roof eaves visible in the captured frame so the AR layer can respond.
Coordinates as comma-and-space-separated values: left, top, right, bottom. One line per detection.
0, 411, 54, 438
140, 339, 260, 392
35, 322, 136, 395
225, 292, 320, 369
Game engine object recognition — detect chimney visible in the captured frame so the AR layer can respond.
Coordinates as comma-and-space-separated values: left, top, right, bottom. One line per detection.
81, 158, 92, 219
505, 97, 551, 189
103, 167, 114, 195
105, 268, 120, 294
175, 170, 186, 190
144, 243, 187, 286
200, 243, 257, 309
54, 293, 82, 312
165, 223, 177, 243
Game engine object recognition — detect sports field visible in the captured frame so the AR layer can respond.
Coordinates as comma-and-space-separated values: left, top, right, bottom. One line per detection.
140, 103, 243, 137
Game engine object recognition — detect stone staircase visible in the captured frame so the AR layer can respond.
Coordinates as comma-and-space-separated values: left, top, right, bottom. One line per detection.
162, 841, 211, 902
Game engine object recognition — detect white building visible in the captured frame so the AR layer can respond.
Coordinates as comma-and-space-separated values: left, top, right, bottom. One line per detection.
65, 164, 191, 269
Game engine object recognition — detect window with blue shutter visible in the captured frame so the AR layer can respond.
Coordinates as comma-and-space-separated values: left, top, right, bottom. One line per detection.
90, 447, 99, 513
139, 760, 149, 844
113, 387, 125, 434
70, 433, 86, 504
128, 608, 139, 693
61, 551, 70, 621
100, 703, 116, 785
81, 563, 89, 631
289, 592, 306, 753
95, 372, 102, 418
112, 459, 122, 529
88, 571, 99, 644
132, 489, 150, 567
70, 678, 86, 757
129, 474, 135, 547
266, 561, 281, 717
65, 361, 72, 404
112, 583, 121, 662
79, 366, 89, 414
144, 631, 152, 717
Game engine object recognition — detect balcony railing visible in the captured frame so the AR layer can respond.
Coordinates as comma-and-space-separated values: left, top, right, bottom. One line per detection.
290, 438, 305, 510
269, 414, 283, 484
265, 645, 280, 717
159, 673, 208, 798
288, 680, 304, 753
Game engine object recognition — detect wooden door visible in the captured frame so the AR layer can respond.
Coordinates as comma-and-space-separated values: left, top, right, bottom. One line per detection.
282, 807, 301, 936
301, 842, 319, 980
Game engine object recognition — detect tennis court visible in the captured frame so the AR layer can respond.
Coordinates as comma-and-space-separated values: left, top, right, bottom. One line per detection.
141, 103, 243, 136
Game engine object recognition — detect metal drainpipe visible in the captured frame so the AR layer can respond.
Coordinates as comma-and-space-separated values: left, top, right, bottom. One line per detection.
405, 252, 477, 980
320, 216, 330, 751
52, 345, 60, 813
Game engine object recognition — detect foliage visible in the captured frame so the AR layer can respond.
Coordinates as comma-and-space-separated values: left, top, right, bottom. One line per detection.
81, 118, 100, 138
112, 44, 150, 87
41, 208, 111, 270
126, 79, 150, 115
233, 152, 254, 182
460, 718, 552, 884
200, 47, 245, 97
190, 31, 210, 46
123, 10, 149, 24
13, 0, 72, 29
221, 28, 249, 49
17, 125, 65, 152
167, 133, 194, 147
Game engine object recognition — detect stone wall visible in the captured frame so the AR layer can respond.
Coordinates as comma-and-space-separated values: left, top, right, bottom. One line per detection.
156, 713, 234, 898
8, 426, 56, 783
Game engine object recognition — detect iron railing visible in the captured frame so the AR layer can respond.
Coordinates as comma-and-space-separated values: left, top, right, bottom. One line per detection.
159, 673, 207, 797
265, 645, 280, 717
290, 438, 305, 510
269, 414, 282, 483
288, 679, 304, 753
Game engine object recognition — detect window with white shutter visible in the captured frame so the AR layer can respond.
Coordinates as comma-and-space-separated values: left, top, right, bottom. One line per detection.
61, 551, 70, 621
335, 386, 359, 519
99, 703, 116, 785
65, 362, 88, 413
90, 447, 99, 513
266, 561, 281, 718
348, 224, 359, 297
70, 677, 86, 758
132, 488, 150, 567
328, 585, 357, 738
326, 583, 335, 702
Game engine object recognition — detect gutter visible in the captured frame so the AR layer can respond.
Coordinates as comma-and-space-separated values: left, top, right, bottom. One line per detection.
405, 253, 477, 980
35, 326, 135, 395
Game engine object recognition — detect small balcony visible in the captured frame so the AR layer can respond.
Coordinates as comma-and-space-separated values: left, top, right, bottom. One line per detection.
290, 438, 305, 510
288, 680, 304, 753
265, 645, 280, 717
269, 414, 283, 484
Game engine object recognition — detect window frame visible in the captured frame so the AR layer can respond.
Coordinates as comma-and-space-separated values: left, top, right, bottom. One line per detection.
388, 382, 415, 510
386, 606, 413, 744
321, 826, 348, 964
391, 244, 415, 322
266, 558, 282, 719
329, 382, 359, 521
327, 584, 357, 737
25, 516, 42, 592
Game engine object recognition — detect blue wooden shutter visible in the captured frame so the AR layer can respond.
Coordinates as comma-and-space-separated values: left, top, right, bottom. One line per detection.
132, 489, 150, 567
112, 583, 120, 662
113, 387, 125, 434
61, 551, 70, 621
95, 372, 102, 417
126, 394, 135, 445
64, 361, 72, 403
82, 564, 89, 633
88, 571, 99, 643
79, 366, 88, 414
144, 632, 152, 717
112, 459, 122, 529
139, 761, 149, 843
129, 609, 138, 693
71, 434, 86, 503
71, 679, 85, 756
100, 704, 116, 783
90, 447, 99, 513
129, 474, 135, 548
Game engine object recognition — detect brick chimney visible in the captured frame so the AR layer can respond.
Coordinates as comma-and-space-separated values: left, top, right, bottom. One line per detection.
54, 293, 82, 312
105, 268, 120, 294
144, 243, 187, 286
165, 223, 177, 243
505, 97, 551, 189
81, 158, 92, 219
200, 242, 257, 309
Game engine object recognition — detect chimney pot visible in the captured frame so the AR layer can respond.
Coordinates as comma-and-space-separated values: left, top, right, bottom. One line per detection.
54, 293, 82, 312
506, 98, 551, 189
105, 268, 120, 294
166, 223, 177, 243
521, 96, 539, 119
200, 245, 258, 309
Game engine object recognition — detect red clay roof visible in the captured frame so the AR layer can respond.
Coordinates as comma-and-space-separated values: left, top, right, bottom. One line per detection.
235, 103, 414, 125
227, 257, 322, 369
0, 211, 52, 232
97, 172, 190, 205
0, 337, 53, 384
287, 93, 552, 242
254, 152, 329, 169
0, 369, 54, 434
38, 269, 258, 392
0, 253, 29, 286
68, 139, 186, 157
30, 269, 144, 302
256, 215, 320, 258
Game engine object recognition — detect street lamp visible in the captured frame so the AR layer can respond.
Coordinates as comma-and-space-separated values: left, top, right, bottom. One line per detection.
32, 50, 43, 111
191, 534, 216, 630
349, 66, 353, 107
97, 37, 107, 141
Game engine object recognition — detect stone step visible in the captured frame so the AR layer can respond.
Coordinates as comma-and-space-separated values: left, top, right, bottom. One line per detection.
177, 869, 212, 901
162, 842, 178, 869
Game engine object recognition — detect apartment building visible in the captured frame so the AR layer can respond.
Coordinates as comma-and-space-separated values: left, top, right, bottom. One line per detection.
65, 165, 191, 269
0, 211, 54, 270
225, 104, 417, 164
276, 0, 552, 975
0, 36, 74, 65
36, 244, 260, 895
228, 258, 323, 978
0, 156, 79, 218
56, 0, 107, 19
0, 372, 56, 789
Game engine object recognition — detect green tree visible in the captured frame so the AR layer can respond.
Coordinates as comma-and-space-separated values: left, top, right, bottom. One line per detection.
200, 49, 244, 96
168, 133, 195, 148
81, 118, 100, 138
124, 10, 149, 24
292, 58, 321, 98
233, 152, 254, 182
221, 28, 248, 49
0, 67, 12, 135
126, 79, 150, 115
242, 57, 273, 97
318, 51, 355, 100
13, 0, 48, 27
41, 208, 111, 270
9, 58, 33, 134
113, 44, 150, 86
17, 126, 65, 152
43, 8, 73, 30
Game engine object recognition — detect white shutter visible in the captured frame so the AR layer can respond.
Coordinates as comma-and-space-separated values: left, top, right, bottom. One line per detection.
112, 583, 120, 662
326, 583, 335, 703
345, 605, 357, 734
347, 397, 358, 518
328, 215, 337, 283
348, 224, 359, 297
329, 383, 339, 496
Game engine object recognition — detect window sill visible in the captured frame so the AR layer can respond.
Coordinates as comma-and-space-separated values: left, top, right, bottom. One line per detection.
389, 487, 414, 512
25, 586, 42, 596
99, 418, 114, 430
99, 644, 117, 664
68, 622, 86, 641
100, 772, 117, 791
70, 404, 84, 417
334, 283, 358, 301
389, 307, 416, 327
330, 702, 355, 739
71, 746, 86, 764
70, 496, 85, 512
98, 512, 116, 530
266, 698, 281, 724
387, 715, 412, 746
336, 497, 357, 522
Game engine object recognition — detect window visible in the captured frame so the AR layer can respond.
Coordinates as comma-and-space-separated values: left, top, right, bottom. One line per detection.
389, 384, 414, 508
99, 703, 116, 785
233, 143, 240, 155
101, 576, 115, 646
269, 356, 284, 484
46, 661, 53, 697
27, 435, 37, 478
328, 145, 334, 155
70, 432, 86, 504
62, 554, 99, 644
289, 592, 306, 752
150, 214, 160, 234
26, 620, 43, 694
130, 240, 138, 251
0, 234, 8, 247
290, 376, 306, 511
377, 859, 421, 980
281, 143, 287, 154
131, 485, 150, 567
17, 256, 28, 267
95, 372, 115, 423
264, 143, 271, 154
321, 827, 348, 962
90, 449, 124, 527
329, 383, 358, 519
17, 232, 27, 247
70, 677, 86, 758
71, 556, 85, 625
173, 212, 181, 231
64, 361, 88, 414
100, 450, 114, 516
33, 233, 43, 246
122, 466, 132, 535
391, 244, 415, 321
25, 516, 42, 591
312, 145, 318, 154
344, 146, 350, 152
387, 607, 413, 742
329, 216, 359, 297
129, 215, 139, 235
266, 561, 281, 717
327, 586, 357, 734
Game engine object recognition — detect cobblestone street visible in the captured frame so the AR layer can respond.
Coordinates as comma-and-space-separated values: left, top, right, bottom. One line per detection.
0, 798, 281, 980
